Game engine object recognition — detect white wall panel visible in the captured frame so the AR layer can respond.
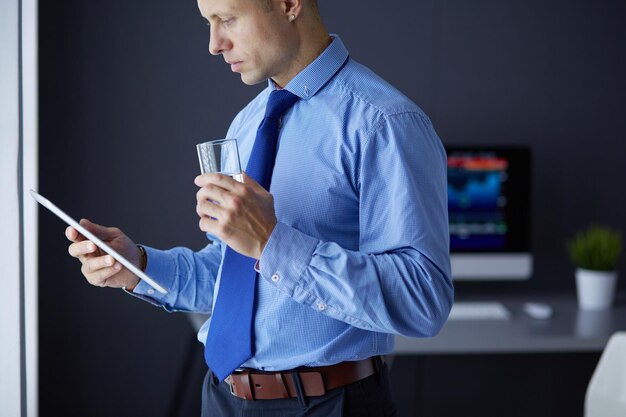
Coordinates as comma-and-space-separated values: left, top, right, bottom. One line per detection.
0, 0, 23, 414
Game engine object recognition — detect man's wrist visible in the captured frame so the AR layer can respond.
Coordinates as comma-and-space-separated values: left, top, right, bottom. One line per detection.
125, 245, 146, 293
137, 244, 148, 271
124, 278, 141, 293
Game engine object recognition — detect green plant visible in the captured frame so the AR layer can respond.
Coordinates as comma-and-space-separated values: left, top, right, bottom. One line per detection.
567, 225, 622, 271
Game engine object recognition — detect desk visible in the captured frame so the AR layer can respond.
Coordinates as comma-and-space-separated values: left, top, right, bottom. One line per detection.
390, 294, 626, 417
394, 294, 626, 355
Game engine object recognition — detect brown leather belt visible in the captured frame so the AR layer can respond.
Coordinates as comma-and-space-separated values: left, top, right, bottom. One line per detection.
224, 357, 379, 400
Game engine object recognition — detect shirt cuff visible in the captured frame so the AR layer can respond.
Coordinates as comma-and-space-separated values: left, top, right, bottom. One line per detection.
259, 222, 318, 294
124, 245, 178, 308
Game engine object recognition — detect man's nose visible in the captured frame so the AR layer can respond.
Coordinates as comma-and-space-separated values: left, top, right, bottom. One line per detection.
208, 28, 230, 55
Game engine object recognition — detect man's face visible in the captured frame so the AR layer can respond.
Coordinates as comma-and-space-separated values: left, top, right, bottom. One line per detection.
198, 0, 297, 86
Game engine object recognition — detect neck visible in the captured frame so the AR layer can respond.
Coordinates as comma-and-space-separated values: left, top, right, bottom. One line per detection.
271, 17, 331, 87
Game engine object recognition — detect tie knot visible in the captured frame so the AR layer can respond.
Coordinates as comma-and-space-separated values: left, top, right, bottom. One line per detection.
264, 89, 300, 119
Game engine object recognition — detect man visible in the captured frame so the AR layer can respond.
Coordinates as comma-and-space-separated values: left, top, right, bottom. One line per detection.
66, 0, 453, 415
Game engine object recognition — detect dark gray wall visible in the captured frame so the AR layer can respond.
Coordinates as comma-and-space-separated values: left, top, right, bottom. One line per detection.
39, 0, 626, 416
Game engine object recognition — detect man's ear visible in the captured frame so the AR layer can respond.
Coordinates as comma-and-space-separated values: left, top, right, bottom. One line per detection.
281, 0, 302, 20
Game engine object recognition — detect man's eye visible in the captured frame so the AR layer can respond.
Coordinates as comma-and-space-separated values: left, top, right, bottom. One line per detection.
223, 18, 235, 26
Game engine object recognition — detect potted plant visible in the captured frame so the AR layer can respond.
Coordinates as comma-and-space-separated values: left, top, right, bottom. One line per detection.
567, 225, 622, 310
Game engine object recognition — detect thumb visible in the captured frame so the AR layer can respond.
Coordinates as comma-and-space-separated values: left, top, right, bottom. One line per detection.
79, 218, 121, 240
242, 172, 268, 194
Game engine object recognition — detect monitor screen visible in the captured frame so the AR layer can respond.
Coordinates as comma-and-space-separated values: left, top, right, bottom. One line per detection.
446, 146, 532, 280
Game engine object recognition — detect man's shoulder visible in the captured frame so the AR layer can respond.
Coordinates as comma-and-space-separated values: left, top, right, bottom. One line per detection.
329, 58, 424, 118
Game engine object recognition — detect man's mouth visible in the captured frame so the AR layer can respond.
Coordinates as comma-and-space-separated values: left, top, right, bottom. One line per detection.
227, 60, 242, 72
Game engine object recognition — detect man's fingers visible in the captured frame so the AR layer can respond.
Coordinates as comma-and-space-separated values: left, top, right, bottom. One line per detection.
83, 263, 123, 287
195, 173, 241, 191
66, 219, 121, 243
241, 172, 266, 194
82, 255, 119, 274
82, 255, 121, 276
78, 218, 121, 240
194, 173, 224, 187
196, 199, 225, 219
196, 183, 230, 206
65, 226, 84, 242
68, 240, 97, 258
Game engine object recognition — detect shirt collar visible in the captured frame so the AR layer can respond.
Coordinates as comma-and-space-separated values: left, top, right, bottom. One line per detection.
267, 35, 349, 100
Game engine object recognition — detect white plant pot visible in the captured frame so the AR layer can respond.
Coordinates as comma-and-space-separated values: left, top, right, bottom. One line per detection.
575, 268, 618, 310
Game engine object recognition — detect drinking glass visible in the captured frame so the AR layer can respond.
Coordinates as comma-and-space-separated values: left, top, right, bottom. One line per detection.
196, 138, 243, 182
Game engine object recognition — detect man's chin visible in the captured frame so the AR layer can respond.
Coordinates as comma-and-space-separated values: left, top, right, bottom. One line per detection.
239, 72, 266, 86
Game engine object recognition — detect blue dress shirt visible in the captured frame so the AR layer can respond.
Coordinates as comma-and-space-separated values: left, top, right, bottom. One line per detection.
132, 35, 453, 371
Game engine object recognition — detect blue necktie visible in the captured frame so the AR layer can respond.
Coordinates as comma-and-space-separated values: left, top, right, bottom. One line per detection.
204, 89, 301, 381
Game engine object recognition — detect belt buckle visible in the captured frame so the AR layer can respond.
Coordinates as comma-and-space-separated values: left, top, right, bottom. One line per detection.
224, 375, 236, 396
226, 368, 244, 395
228, 369, 255, 400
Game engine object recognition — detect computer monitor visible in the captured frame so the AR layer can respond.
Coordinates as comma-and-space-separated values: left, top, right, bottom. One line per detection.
446, 146, 532, 280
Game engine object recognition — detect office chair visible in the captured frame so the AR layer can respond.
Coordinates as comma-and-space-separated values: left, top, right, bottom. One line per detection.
584, 331, 626, 417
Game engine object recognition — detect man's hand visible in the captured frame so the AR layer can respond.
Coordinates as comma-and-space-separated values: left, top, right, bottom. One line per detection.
195, 172, 277, 259
65, 219, 141, 290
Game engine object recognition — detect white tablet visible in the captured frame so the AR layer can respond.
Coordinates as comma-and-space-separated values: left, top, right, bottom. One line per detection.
30, 190, 168, 294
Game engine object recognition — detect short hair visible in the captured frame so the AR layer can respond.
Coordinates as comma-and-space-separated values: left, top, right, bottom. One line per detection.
255, 0, 273, 12
255, 0, 318, 13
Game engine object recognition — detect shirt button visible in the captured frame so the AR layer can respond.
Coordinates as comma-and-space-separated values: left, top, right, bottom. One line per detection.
147, 289, 155, 295
304, 86, 310, 96
271, 273, 280, 283
317, 303, 326, 311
